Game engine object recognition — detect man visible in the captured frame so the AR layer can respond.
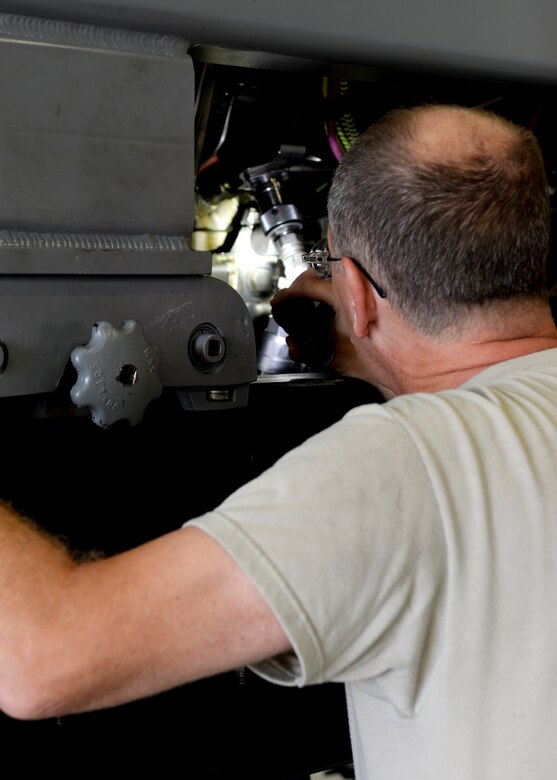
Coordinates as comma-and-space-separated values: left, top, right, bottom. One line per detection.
1, 104, 557, 779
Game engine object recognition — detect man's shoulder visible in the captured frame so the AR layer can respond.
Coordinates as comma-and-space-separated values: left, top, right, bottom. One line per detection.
460, 346, 557, 390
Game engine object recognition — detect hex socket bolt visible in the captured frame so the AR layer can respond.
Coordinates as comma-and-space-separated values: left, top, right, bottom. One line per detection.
192, 332, 226, 364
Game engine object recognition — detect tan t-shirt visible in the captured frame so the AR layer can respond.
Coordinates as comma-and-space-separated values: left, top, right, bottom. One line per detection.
190, 348, 557, 779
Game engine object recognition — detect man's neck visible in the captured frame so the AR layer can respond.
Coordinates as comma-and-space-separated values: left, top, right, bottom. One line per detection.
369, 301, 557, 398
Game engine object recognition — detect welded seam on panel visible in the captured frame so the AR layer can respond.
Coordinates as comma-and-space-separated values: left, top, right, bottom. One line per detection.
0, 231, 189, 252
0, 12, 188, 57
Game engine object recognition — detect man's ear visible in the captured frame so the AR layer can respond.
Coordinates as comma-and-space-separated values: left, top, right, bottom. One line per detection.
340, 257, 378, 339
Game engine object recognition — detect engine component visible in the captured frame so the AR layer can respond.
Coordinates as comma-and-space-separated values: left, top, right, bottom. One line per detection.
243, 145, 325, 284
238, 147, 332, 374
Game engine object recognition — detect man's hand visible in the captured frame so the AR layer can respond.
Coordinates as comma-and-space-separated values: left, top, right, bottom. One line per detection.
271, 269, 370, 380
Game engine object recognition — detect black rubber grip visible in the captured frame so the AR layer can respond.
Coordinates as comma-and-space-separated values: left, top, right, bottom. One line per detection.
272, 298, 336, 370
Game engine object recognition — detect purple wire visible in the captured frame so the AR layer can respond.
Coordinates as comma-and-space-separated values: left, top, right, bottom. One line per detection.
328, 120, 344, 161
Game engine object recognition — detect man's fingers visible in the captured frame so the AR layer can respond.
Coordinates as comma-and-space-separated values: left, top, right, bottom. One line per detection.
271, 270, 336, 310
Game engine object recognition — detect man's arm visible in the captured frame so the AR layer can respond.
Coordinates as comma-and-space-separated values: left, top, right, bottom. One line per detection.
0, 501, 291, 720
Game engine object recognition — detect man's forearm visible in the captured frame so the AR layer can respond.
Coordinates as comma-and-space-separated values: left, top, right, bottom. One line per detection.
0, 499, 77, 718
0, 500, 290, 722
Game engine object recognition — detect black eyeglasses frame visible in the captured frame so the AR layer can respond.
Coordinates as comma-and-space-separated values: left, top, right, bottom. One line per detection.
301, 240, 387, 299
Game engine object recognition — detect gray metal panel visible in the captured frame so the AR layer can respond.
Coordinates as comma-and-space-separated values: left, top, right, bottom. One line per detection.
0, 13, 195, 235
0, 275, 257, 397
3, 0, 557, 83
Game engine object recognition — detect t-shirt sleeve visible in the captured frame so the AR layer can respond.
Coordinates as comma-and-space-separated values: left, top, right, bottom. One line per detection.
188, 404, 446, 712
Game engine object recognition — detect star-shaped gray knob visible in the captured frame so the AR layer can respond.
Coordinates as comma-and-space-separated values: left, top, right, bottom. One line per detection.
70, 320, 162, 427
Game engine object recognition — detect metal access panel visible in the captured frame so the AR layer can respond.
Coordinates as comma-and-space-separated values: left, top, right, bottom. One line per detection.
0, 13, 194, 236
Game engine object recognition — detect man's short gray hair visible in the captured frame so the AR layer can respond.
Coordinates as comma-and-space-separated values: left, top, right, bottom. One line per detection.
327, 105, 550, 335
